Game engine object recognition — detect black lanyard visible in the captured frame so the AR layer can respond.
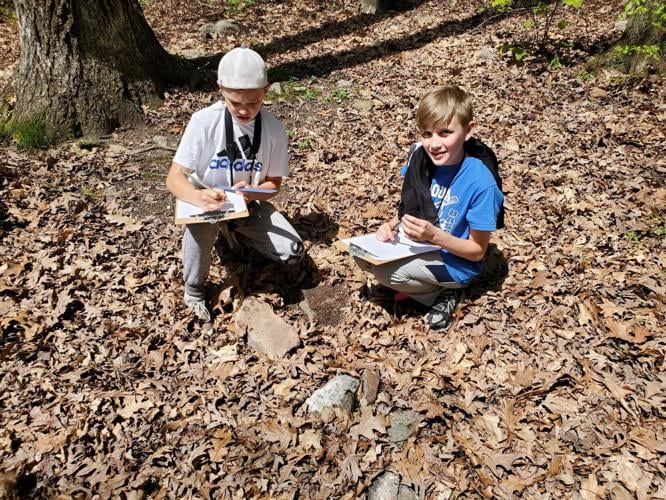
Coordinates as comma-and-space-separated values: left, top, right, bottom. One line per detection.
217, 108, 262, 185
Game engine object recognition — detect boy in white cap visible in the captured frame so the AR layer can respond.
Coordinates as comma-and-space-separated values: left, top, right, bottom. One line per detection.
166, 47, 305, 322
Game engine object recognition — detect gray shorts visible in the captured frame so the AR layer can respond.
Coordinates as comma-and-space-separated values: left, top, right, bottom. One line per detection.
355, 251, 462, 306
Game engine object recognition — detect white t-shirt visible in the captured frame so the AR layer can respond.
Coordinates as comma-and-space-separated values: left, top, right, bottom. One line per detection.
173, 101, 289, 187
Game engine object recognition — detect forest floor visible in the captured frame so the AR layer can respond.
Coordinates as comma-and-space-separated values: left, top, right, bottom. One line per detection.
0, 0, 664, 498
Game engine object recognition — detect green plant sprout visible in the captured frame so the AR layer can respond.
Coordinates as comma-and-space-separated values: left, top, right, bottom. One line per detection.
297, 137, 312, 150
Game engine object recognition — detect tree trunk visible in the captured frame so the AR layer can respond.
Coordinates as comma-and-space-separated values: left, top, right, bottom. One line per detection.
617, 2, 665, 73
596, 1, 665, 74
10, 0, 191, 140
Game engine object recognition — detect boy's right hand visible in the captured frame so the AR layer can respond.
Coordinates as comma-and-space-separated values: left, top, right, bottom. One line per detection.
376, 222, 397, 242
197, 188, 226, 211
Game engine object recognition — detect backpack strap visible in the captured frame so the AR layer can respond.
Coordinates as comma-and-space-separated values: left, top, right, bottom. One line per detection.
464, 138, 505, 229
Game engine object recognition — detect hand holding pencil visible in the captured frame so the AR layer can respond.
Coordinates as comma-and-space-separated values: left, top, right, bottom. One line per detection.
187, 172, 227, 211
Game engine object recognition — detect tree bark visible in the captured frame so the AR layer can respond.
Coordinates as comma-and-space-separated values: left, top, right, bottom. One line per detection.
616, 2, 665, 73
595, 1, 665, 74
10, 0, 191, 140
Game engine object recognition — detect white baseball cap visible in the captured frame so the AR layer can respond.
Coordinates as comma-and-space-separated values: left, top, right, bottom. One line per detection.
217, 47, 268, 89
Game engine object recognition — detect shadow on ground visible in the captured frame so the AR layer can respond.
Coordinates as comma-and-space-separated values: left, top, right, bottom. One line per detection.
186, 6, 509, 88
208, 210, 339, 308
290, 210, 340, 245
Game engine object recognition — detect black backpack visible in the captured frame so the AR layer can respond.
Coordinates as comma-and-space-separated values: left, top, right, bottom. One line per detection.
399, 138, 505, 229
463, 138, 505, 229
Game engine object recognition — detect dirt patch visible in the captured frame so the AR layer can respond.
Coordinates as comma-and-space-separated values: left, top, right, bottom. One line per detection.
301, 282, 349, 326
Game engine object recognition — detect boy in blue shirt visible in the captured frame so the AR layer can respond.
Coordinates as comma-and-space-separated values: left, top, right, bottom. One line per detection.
357, 85, 504, 330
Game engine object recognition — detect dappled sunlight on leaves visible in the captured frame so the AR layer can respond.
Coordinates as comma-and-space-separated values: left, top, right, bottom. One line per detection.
1, 0, 665, 498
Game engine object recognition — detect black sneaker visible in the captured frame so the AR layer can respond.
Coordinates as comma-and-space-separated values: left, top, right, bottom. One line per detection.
424, 288, 462, 330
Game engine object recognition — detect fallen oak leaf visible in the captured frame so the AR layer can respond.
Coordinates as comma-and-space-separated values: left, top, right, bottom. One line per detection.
273, 378, 298, 398
117, 396, 154, 419
604, 318, 652, 344
299, 429, 323, 451
350, 406, 387, 440
208, 343, 238, 363
210, 427, 233, 462
264, 419, 297, 448
104, 214, 142, 232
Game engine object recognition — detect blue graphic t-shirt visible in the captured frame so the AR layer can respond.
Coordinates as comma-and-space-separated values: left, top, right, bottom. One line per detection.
430, 156, 504, 284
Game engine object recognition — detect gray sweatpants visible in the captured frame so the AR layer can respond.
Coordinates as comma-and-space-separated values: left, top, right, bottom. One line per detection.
182, 201, 304, 298
355, 251, 462, 306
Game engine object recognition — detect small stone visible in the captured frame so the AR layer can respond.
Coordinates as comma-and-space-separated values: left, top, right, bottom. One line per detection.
299, 298, 315, 322
360, 368, 380, 404
398, 485, 418, 500
152, 135, 168, 148
269, 82, 283, 95
199, 19, 240, 34
614, 19, 628, 32
351, 99, 374, 112
476, 46, 495, 62
368, 471, 400, 500
107, 144, 128, 155
387, 410, 420, 442
235, 298, 300, 359
590, 87, 607, 98
336, 79, 353, 88
215, 19, 240, 32
306, 375, 359, 415
181, 49, 207, 59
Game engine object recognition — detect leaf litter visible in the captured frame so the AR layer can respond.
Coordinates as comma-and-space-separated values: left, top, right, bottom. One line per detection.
0, 0, 664, 498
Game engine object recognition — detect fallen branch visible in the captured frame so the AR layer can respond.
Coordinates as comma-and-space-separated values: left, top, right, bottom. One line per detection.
128, 144, 176, 156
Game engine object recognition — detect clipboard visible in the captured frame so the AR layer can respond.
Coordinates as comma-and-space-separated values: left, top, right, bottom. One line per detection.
174, 191, 250, 225
336, 232, 441, 265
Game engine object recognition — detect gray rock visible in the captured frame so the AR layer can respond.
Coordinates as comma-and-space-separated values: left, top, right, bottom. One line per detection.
306, 375, 359, 415
235, 298, 300, 359
476, 46, 495, 62
398, 485, 418, 500
269, 82, 283, 95
360, 368, 380, 404
181, 49, 207, 59
351, 98, 374, 112
387, 410, 420, 442
200, 19, 240, 34
336, 79, 353, 88
368, 471, 400, 500
107, 144, 128, 155
299, 298, 315, 322
152, 135, 168, 148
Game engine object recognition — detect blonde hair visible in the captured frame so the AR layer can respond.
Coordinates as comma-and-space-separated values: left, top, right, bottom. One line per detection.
416, 86, 473, 131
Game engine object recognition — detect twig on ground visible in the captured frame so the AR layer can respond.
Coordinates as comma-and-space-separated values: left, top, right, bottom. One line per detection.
128, 144, 176, 156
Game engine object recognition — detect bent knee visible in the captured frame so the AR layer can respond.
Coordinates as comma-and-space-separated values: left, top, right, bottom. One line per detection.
389, 270, 415, 287
274, 240, 305, 265
284, 240, 306, 264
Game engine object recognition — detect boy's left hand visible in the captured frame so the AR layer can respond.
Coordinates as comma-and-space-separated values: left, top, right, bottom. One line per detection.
401, 214, 438, 242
